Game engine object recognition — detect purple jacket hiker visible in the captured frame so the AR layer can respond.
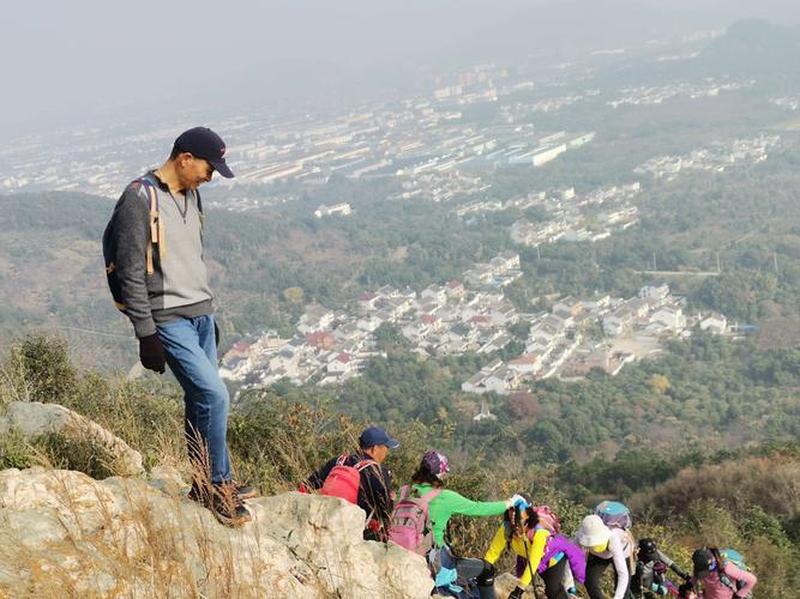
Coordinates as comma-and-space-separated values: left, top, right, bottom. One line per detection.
513, 532, 587, 583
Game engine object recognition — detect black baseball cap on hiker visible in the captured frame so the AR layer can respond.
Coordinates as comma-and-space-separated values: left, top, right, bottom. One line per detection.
359, 426, 400, 450
692, 548, 714, 575
173, 126, 234, 178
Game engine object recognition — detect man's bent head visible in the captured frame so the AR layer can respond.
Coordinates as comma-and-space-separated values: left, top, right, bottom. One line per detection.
170, 127, 234, 189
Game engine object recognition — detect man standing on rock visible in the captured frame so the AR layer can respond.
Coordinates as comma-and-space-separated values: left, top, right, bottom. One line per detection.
103, 127, 255, 526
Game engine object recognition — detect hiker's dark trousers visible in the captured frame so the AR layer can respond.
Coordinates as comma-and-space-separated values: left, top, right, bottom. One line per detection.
586, 554, 632, 599
540, 558, 570, 599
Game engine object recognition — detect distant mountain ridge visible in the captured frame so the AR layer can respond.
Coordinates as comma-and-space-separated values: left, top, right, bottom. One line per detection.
440, 0, 719, 67
582, 17, 800, 88
695, 18, 800, 79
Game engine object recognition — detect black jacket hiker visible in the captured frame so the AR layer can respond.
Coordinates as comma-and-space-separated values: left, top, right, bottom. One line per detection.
306, 452, 394, 539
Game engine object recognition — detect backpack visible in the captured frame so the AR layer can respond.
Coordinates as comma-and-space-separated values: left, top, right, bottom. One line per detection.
388, 484, 442, 555
595, 500, 632, 530
596, 501, 635, 569
102, 175, 203, 312
532, 505, 561, 534
712, 548, 750, 593
320, 454, 377, 504
505, 505, 561, 540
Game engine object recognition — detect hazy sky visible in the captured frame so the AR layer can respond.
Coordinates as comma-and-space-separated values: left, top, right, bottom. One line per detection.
1, 0, 798, 140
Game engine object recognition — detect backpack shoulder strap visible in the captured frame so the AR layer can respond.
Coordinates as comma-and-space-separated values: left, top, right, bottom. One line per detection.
193, 187, 205, 231
397, 484, 411, 501
335, 454, 349, 467
131, 176, 161, 275
418, 488, 442, 507
355, 459, 378, 472
136, 175, 159, 208
710, 547, 725, 566
709, 548, 736, 589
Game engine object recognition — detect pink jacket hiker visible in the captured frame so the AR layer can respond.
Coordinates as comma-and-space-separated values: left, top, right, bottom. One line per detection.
693, 561, 757, 599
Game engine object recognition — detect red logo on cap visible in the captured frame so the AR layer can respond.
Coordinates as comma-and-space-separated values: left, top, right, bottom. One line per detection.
220, 146, 226, 157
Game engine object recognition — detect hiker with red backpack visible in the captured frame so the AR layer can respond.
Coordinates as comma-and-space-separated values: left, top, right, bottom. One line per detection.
576, 501, 636, 599
677, 548, 756, 599
388, 450, 528, 599
484, 495, 586, 599
303, 426, 397, 541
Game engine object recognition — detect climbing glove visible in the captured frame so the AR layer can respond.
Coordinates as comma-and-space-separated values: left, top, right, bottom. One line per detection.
139, 333, 166, 373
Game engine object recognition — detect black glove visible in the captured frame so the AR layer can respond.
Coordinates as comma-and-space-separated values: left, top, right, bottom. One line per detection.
139, 333, 166, 373
509, 587, 525, 599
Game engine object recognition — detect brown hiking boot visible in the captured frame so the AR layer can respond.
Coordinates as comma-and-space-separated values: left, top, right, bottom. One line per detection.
232, 480, 259, 500
209, 482, 252, 527
188, 480, 259, 503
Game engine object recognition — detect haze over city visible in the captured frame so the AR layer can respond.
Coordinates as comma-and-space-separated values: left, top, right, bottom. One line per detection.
2, 0, 799, 139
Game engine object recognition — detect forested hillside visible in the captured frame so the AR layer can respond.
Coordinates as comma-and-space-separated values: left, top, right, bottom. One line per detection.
5, 140, 800, 361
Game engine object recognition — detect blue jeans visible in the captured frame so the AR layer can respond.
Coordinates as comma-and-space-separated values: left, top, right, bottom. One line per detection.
157, 314, 232, 484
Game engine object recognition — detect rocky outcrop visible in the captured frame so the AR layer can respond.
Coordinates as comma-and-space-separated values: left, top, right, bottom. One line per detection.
0, 467, 432, 598
0, 401, 144, 476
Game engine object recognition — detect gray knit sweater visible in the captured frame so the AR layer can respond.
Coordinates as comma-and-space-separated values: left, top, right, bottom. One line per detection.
102, 171, 213, 338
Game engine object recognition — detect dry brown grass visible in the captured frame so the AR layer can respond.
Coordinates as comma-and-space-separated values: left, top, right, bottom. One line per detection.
631, 453, 800, 518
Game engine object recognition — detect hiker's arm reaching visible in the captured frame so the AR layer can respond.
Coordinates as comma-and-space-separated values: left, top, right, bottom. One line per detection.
559, 538, 587, 585
483, 525, 507, 565
443, 490, 508, 518
517, 528, 548, 587
609, 533, 630, 599
724, 562, 757, 597
664, 552, 690, 581
563, 564, 577, 595
113, 186, 156, 338
656, 549, 675, 569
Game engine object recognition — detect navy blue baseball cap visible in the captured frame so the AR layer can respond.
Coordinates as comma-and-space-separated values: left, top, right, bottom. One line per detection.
359, 426, 400, 449
173, 126, 234, 178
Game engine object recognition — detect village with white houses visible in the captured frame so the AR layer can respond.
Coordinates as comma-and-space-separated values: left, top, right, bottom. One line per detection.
499, 89, 599, 118
220, 251, 524, 387
508, 182, 641, 246
605, 79, 753, 109
455, 182, 641, 247
634, 134, 780, 182
221, 250, 731, 412
771, 96, 800, 111
460, 282, 729, 400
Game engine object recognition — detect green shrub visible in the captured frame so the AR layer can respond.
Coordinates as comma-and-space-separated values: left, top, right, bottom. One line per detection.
1, 334, 184, 476
0, 428, 37, 470
37, 433, 118, 479
4, 334, 78, 405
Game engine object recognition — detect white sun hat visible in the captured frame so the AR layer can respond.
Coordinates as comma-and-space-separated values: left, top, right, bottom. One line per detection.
576, 514, 611, 547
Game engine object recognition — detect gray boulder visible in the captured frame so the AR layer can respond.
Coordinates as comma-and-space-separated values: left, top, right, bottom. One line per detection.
0, 401, 144, 476
0, 467, 432, 598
